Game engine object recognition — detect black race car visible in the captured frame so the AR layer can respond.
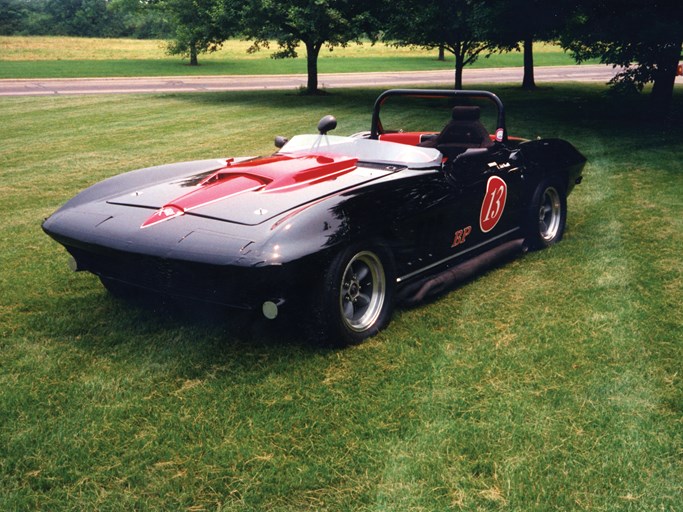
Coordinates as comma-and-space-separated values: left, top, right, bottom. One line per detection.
43, 89, 586, 345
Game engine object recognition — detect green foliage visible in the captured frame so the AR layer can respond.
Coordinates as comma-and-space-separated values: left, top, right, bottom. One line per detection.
240, 0, 382, 92
1, 85, 682, 510
383, 0, 493, 89
0, 0, 25, 34
562, 0, 683, 114
108, 0, 173, 39
482, 0, 573, 89
162, 0, 234, 65
0, 0, 171, 38
483, 0, 567, 48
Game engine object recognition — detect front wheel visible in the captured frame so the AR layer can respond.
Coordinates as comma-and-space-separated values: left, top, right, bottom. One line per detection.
312, 244, 395, 346
525, 178, 567, 250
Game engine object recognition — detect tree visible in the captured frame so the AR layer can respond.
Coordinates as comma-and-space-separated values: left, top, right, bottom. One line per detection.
485, 0, 569, 90
109, 0, 173, 39
0, 0, 26, 35
562, 0, 683, 116
39, 0, 123, 37
71, 0, 119, 37
384, 0, 492, 90
0, 0, 170, 38
161, 0, 228, 65
240, 0, 380, 94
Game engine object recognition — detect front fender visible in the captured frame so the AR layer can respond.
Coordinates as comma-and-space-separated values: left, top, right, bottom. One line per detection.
251, 195, 351, 267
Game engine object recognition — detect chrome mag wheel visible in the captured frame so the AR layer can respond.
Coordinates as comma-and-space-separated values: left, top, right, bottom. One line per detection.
339, 251, 386, 333
538, 186, 562, 242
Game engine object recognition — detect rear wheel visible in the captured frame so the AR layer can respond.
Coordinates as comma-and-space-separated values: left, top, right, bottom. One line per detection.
312, 244, 395, 346
525, 178, 567, 250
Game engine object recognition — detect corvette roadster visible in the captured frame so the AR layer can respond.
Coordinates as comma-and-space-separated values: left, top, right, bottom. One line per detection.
43, 89, 586, 345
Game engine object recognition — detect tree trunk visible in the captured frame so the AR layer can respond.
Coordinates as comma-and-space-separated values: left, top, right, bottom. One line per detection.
454, 51, 464, 90
305, 41, 322, 94
189, 43, 198, 66
438, 44, 445, 61
522, 36, 536, 90
650, 40, 682, 117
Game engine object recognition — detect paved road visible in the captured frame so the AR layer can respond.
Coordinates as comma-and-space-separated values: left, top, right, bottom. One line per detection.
0, 64, 629, 97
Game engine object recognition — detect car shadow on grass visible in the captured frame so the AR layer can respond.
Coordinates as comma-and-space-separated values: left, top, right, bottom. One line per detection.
23, 283, 336, 383
106, 291, 324, 348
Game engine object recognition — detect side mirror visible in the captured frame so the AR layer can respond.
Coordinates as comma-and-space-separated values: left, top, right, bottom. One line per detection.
274, 136, 288, 149
317, 115, 337, 135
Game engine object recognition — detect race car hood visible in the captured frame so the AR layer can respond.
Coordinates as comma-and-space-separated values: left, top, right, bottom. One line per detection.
105, 153, 390, 227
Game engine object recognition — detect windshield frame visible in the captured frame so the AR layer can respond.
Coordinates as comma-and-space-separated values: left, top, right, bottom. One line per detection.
370, 89, 507, 143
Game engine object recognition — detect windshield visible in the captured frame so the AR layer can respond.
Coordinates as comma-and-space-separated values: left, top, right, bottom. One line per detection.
279, 134, 442, 170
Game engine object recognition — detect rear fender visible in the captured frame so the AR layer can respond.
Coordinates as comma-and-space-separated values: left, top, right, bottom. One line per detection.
517, 139, 586, 195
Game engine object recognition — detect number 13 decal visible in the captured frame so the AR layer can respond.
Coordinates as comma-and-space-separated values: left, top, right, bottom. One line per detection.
480, 176, 507, 233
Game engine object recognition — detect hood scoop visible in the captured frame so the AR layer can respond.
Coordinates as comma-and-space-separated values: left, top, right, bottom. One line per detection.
140, 154, 357, 229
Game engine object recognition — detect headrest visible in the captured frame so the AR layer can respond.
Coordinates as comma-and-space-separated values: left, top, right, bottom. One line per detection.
451, 106, 480, 121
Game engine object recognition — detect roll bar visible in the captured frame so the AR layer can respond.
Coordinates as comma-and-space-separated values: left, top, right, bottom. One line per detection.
369, 89, 507, 143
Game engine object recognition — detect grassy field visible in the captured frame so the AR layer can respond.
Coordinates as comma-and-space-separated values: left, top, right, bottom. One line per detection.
1, 84, 682, 510
0, 36, 582, 79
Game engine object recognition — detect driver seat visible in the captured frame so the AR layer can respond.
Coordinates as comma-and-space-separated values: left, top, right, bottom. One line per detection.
420, 106, 493, 160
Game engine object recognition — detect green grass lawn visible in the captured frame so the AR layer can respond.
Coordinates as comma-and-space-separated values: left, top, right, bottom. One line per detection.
0, 36, 582, 79
1, 84, 682, 510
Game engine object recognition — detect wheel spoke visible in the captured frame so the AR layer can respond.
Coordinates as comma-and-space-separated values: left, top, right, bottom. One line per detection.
539, 187, 562, 242
356, 293, 371, 308
355, 264, 369, 282
343, 299, 355, 320
539, 205, 549, 221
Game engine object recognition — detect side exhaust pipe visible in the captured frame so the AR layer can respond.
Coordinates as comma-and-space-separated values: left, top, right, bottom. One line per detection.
399, 238, 526, 306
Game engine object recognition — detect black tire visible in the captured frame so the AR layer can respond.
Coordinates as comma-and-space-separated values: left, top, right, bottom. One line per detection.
311, 243, 395, 346
525, 178, 567, 250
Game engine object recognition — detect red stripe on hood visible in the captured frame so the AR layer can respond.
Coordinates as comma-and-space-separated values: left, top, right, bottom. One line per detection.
141, 154, 357, 229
